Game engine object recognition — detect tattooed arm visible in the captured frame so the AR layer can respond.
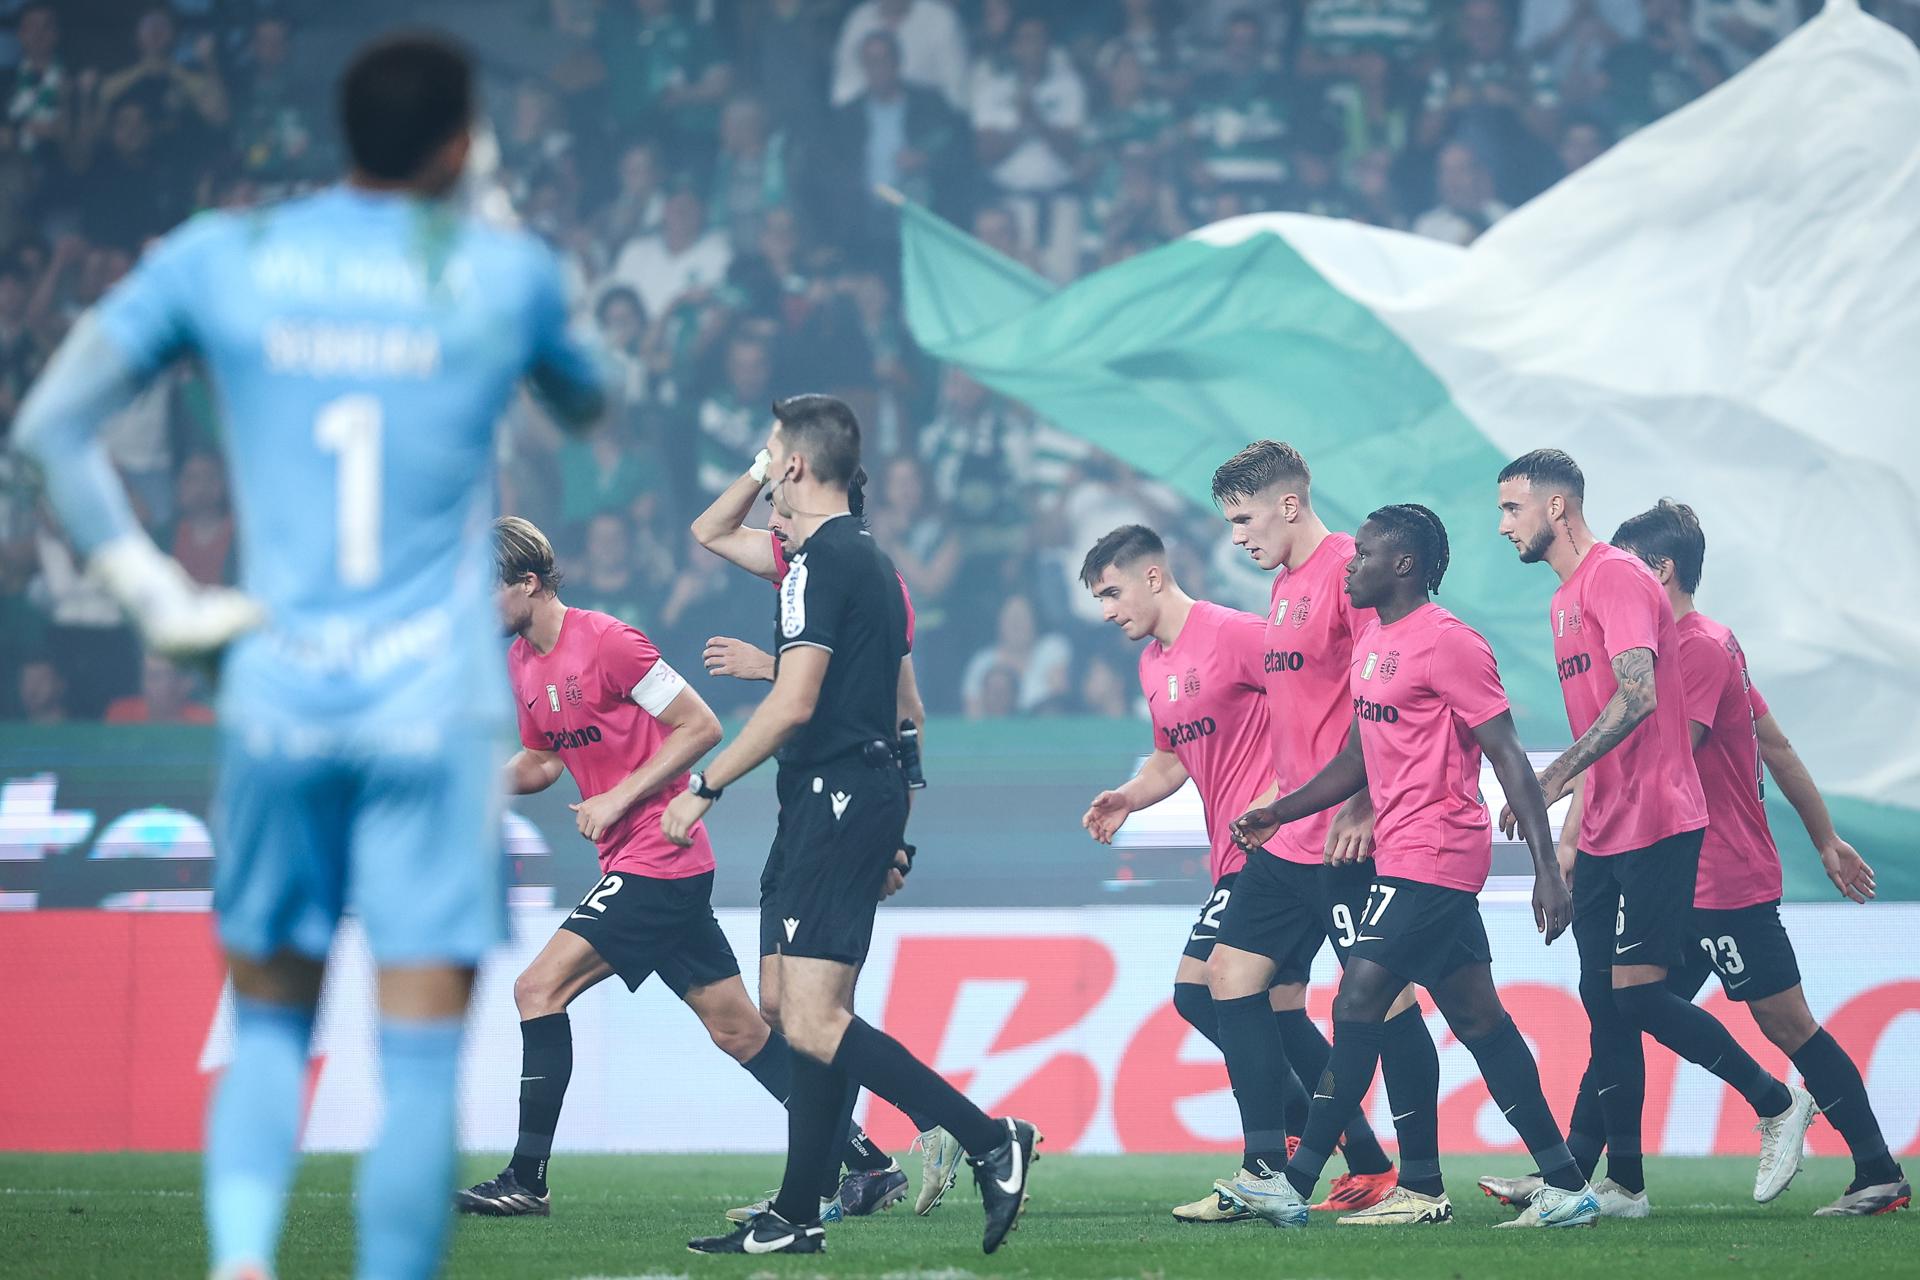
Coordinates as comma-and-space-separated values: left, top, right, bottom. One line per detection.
1499, 647, 1657, 835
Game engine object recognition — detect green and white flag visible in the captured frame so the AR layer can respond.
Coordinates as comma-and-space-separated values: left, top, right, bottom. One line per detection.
901, 0, 1919, 892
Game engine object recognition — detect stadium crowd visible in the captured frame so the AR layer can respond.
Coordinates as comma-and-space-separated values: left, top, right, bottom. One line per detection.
2, 0, 1908, 722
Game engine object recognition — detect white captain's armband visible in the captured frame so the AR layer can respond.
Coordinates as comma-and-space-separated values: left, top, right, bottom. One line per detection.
631, 661, 687, 716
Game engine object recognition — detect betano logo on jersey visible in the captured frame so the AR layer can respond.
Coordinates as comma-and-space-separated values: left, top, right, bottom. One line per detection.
543, 726, 603, 751
1557, 653, 1593, 682
1265, 650, 1306, 673
1161, 716, 1218, 750
1353, 695, 1400, 724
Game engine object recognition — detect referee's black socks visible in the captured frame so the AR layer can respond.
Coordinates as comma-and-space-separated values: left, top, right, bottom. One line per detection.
831, 1016, 1004, 1156
509, 1012, 573, 1195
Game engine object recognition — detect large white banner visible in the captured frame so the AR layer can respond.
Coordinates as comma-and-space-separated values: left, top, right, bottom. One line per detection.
240, 902, 1920, 1157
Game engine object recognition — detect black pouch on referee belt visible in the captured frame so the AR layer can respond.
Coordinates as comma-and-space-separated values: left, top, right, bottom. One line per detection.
895, 719, 927, 789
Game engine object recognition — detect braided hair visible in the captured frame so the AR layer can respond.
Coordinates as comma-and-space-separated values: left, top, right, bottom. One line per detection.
1366, 503, 1451, 594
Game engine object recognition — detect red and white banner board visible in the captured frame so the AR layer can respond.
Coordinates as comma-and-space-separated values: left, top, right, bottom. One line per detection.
5, 904, 1918, 1156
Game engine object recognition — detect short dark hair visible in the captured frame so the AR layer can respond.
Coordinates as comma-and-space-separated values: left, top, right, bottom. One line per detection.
1210, 439, 1311, 504
772, 394, 861, 486
1080, 524, 1166, 587
1497, 448, 1585, 501
1366, 503, 1451, 594
1613, 499, 1704, 594
339, 32, 473, 182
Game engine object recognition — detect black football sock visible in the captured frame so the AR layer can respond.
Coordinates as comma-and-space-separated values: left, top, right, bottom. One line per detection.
1461, 1016, 1583, 1193
508, 1013, 571, 1194
773, 1054, 846, 1224
831, 1017, 1003, 1156
1173, 982, 1221, 1047
818, 1077, 860, 1197
741, 1031, 794, 1101
1613, 982, 1791, 1117
1579, 968, 1646, 1193
1565, 1063, 1604, 1181
1214, 992, 1295, 1176
1285, 1019, 1382, 1198
1380, 1004, 1442, 1195
1790, 1028, 1901, 1188
1276, 1007, 1393, 1176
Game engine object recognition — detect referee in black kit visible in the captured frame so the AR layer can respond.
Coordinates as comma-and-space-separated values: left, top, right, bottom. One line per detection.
663, 395, 1039, 1258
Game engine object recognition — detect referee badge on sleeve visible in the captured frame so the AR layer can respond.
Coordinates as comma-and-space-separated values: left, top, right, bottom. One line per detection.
781, 556, 808, 639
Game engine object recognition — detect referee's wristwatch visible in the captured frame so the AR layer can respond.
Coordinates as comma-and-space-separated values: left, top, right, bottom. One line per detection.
687, 771, 724, 801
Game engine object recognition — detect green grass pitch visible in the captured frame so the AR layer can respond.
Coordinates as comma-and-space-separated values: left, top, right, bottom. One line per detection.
2, 1153, 1910, 1278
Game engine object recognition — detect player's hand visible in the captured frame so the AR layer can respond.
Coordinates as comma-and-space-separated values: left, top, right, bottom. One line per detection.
1819, 837, 1875, 904
1533, 869, 1572, 943
91, 533, 266, 659
879, 849, 910, 900
1323, 800, 1374, 866
1231, 803, 1280, 853
569, 791, 628, 842
703, 635, 773, 682
1081, 790, 1132, 844
1557, 838, 1577, 890
661, 791, 710, 847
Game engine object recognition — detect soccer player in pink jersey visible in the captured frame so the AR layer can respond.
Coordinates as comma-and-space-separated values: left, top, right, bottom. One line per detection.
1610, 501, 1904, 1216
1491, 450, 1814, 1212
1074, 524, 1381, 1222
457, 517, 901, 1219
1228, 504, 1596, 1229
1197, 442, 1445, 1221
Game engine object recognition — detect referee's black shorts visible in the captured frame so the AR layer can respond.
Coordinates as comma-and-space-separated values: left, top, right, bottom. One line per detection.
765, 751, 907, 965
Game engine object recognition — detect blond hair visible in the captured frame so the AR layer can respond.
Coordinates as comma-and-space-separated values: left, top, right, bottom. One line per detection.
493, 515, 562, 594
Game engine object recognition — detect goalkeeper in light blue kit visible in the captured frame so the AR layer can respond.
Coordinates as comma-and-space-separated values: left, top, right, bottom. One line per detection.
14, 34, 610, 1280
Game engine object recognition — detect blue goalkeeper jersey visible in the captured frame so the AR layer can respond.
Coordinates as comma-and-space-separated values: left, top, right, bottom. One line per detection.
92, 185, 606, 733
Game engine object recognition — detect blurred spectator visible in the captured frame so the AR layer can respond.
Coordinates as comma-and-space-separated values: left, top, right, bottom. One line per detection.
842, 267, 925, 452
105, 654, 215, 725
569, 511, 651, 628
867, 453, 961, 640
736, 0, 835, 133
1420, 0, 1561, 202
1600, 0, 1727, 131
1298, 0, 1440, 160
833, 0, 971, 111
821, 29, 965, 254
163, 450, 237, 587
1413, 140, 1509, 244
596, 140, 665, 253
971, 14, 1086, 281
968, 661, 1019, 718
229, 15, 326, 185
5, 3, 70, 167
1083, 46, 1181, 256
1185, 9, 1294, 202
607, 186, 732, 323
1076, 653, 1134, 718
16, 655, 68, 725
694, 331, 774, 496
1693, 0, 1803, 73
559, 412, 661, 532
1099, 0, 1193, 98
1344, 145, 1408, 229
710, 96, 789, 250
1518, 0, 1642, 103
598, 0, 733, 150
95, 8, 229, 145
593, 285, 652, 408
1558, 114, 1612, 174
79, 99, 194, 251
920, 367, 1032, 529
500, 79, 575, 196
961, 593, 1071, 716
